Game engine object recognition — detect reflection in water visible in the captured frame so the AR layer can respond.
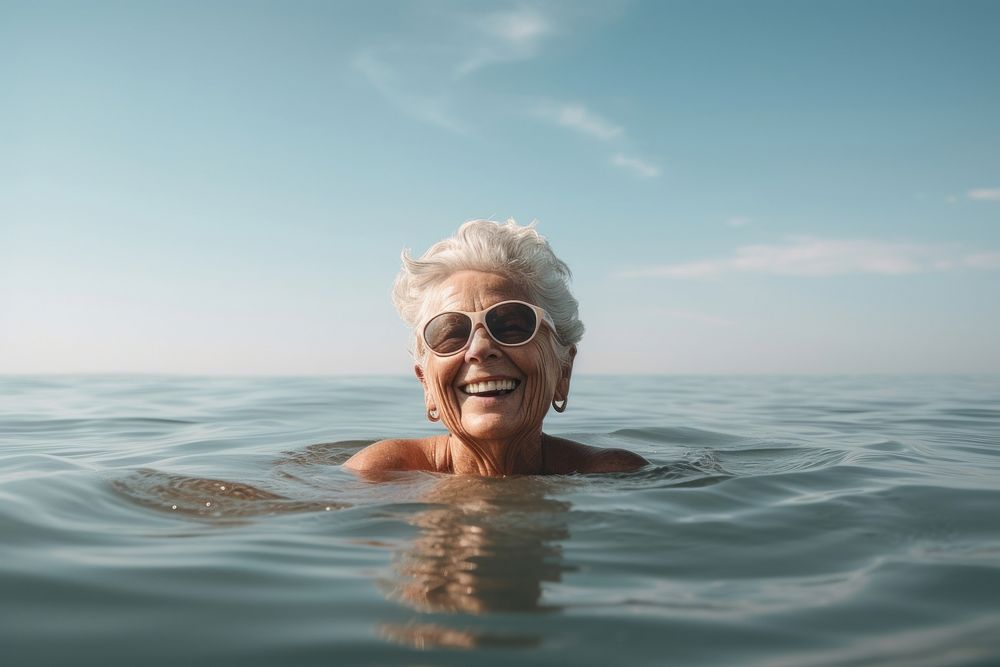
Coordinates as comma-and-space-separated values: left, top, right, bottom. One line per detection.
110, 468, 348, 520
379, 621, 542, 649
113, 461, 573, 650
380, 475, 571, 650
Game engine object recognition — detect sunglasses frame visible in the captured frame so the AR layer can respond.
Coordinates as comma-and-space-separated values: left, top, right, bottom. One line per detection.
420, 300, 556, 357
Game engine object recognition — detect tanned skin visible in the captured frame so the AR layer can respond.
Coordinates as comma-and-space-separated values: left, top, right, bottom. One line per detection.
345, 433, 648, 476
344, 271, 648, 477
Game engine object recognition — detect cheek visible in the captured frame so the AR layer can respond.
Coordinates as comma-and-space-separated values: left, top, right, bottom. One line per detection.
424, 359, 460, 409
523, 341, 562, 399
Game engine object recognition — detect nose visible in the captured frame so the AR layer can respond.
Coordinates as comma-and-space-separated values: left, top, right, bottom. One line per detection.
464, 324, 501, 362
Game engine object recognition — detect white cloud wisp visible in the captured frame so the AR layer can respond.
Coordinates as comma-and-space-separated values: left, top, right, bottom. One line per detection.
620, 237, 1000, 279
611, 153, 660, 178
967, 188, 1000, 201
540, 103, 623, 141
353, 51, 469, 134
353, 3, 660, 179
457, 8, 551, 76
353, 6, 558, 133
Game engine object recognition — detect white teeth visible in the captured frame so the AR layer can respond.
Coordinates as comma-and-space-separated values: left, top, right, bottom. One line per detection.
463, 379, 518, 395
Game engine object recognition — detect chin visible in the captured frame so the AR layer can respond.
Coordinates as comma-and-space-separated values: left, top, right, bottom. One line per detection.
460, 416, 523, 441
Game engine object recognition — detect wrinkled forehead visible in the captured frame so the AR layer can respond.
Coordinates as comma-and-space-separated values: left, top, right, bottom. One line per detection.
424, 271, 530, 316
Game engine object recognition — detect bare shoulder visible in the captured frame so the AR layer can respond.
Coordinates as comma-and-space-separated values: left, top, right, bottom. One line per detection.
543, 434, 649, 474
587, 447, 650, 473
343, 437, 438, 473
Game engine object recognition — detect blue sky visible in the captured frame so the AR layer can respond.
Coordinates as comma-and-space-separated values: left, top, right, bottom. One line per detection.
2, 0, 999, 375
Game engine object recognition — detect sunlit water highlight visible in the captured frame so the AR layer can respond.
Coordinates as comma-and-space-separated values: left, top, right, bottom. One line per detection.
2, 375, 999, 666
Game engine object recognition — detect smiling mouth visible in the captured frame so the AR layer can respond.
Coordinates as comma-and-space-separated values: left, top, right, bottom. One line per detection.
461, 379, 521, 397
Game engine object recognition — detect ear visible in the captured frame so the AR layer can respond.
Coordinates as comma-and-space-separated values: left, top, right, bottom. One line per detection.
554, 345, 577, 402
414, 364, 435, 410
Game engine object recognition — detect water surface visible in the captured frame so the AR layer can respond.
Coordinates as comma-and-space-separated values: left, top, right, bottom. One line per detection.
2, 375, 999, 666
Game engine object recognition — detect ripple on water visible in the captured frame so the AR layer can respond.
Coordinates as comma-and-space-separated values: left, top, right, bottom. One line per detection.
2, 375, 1000, 666
109, 469, 350, 520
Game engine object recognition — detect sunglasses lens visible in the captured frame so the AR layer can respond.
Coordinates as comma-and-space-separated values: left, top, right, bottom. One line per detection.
485, 302, 537, 345
424, 312, 472, 355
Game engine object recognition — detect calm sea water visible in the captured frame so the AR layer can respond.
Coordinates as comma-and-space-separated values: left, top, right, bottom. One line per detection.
2, 375, 999, 666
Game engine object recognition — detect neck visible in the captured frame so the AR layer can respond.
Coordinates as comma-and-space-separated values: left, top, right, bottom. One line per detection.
445, 431, 546, 476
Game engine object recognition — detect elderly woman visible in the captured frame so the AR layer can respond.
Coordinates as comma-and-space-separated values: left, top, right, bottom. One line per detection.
345, 220, 647, 476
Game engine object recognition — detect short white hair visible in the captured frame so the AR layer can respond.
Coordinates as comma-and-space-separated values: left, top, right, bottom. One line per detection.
392, 219, 584, 362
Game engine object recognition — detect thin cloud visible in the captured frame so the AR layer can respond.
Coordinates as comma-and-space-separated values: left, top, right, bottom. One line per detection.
353, 5, 557, 132
611, 153, 660, 178
726, 216, 751, 227
486, 7, 549, 43
538, 103, 662, 179
352, 2, 658, 177
619, 237, 1000, 279
967, 188, 1000, 201
457, 8, 551, 75
963, 252, 1000, 269
539, 103, 623, 141
353, 52, 469, 134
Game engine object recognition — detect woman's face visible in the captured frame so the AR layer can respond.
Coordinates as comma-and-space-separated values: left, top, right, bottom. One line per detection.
417, 271, 571, 444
